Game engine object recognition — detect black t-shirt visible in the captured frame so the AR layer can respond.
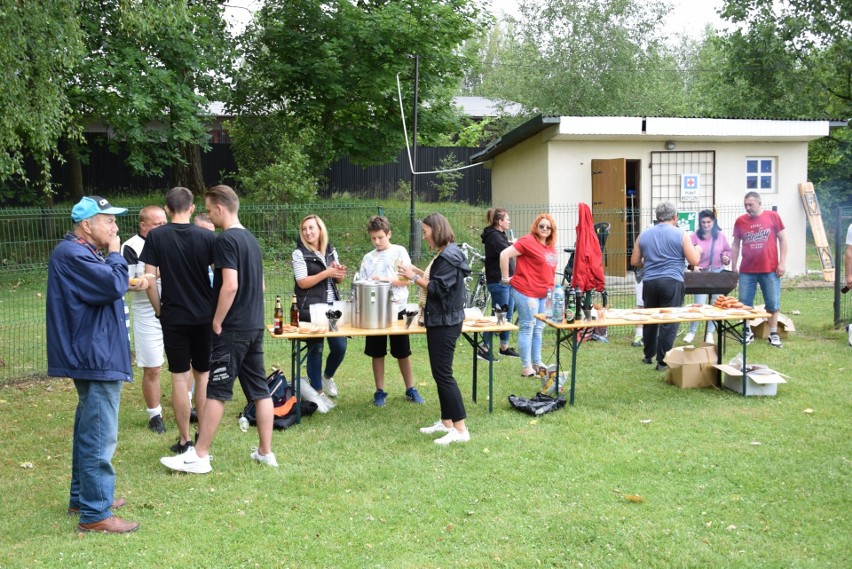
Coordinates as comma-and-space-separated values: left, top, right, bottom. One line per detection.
213, 227, 265, 331
140, 223, 216, 325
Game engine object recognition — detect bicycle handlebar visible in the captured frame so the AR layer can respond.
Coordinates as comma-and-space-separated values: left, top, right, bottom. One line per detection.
460, 242, 485, 260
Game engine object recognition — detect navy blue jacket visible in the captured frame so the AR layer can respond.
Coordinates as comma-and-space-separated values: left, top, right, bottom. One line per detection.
46, 234, 132, 382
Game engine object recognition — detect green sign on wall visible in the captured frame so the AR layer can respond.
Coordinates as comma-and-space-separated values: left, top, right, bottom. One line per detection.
677, 211, 697, 232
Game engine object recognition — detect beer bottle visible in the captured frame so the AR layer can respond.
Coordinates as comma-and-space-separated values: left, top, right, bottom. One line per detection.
289, 294, 299, 327
273, 295, 284, 335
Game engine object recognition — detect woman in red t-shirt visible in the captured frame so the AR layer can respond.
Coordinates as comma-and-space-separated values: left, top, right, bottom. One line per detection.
499, 213, 559, 377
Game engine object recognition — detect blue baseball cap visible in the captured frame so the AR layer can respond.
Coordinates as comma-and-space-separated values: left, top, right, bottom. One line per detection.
71, 196, 128, 222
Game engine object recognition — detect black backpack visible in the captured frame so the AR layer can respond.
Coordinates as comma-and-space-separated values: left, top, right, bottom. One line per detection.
240, 369, 317, 430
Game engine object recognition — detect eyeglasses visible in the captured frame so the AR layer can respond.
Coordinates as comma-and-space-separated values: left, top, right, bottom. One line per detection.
537, 224, 552, 230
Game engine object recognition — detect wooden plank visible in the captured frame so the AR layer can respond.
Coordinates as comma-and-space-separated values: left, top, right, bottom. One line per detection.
799, 182, 834, 281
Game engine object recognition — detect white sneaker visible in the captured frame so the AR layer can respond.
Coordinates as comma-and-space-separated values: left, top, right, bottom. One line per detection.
434, 428, 471, 445
682, 332, 695, 344
419, 420, 451, 434
160, 446, 212, 474
847, 323, 851, 347
704, 332, 715, 344
250, 449, 279, 467
768, 333, 783, 348
322, 376, 338, 397
318, 392, 336, 409
299, 380, 330, 413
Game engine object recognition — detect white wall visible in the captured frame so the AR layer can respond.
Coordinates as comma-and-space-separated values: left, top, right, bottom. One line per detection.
491, 138, 810, 276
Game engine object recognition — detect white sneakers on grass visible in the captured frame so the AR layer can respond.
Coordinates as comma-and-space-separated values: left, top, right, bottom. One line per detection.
434, 428, 470, 445
705, 332, 715, 344
419, 420, 470, 445
682, 332, 695, 344
419, 420, 451, 434
250, 448, 279, 467
322, 375, 338, 397
160, 447, 212, 474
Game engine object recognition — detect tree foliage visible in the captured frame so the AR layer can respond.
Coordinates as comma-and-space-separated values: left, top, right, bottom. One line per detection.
69, 0, 234, 196
459, 0, 690, 117
0, 0, 82, 200
230, 0, 486, 195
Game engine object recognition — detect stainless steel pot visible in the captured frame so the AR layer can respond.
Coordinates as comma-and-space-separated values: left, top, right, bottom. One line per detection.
352, 281, 393, 329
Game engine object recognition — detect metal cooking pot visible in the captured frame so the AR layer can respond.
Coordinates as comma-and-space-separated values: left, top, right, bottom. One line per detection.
351, 281, 393, 329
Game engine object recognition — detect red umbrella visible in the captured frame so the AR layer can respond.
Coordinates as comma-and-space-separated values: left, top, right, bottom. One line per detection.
570, 203, 605, 292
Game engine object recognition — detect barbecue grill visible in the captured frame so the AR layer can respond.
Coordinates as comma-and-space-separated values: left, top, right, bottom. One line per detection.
683, 270, 739, 296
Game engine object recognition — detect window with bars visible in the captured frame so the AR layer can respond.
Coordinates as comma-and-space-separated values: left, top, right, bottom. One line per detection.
650, 151, 716, 214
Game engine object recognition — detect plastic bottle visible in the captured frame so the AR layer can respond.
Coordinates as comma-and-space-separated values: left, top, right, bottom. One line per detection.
238, 416, 249, 432
550, 284, 565, 322
273, 295, 284, 335
544, 288, 553, 318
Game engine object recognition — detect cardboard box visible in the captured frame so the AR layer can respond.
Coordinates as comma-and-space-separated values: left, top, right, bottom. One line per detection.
748, 306, 795, 339
664, 344, 718, 388
713, 364, 786, 396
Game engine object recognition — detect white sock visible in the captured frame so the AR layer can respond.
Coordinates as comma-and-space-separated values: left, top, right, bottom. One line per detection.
146, 405, 162, 419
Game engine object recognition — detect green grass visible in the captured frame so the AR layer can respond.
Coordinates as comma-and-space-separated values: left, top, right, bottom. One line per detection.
0, 287, 850, 567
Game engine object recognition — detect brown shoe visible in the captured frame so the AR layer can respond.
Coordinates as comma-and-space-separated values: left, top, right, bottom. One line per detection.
77, 516, 140, 534
67, 498, 126, 516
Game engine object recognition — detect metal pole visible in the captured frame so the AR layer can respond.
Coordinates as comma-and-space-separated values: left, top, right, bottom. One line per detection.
409, 54, 420, 260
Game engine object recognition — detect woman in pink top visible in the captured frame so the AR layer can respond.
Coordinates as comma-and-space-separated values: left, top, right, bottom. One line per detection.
499, 213, 559, 377
684, 209, 732, 344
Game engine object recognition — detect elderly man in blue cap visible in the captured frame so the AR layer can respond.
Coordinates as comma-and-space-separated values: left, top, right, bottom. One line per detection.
47, 196, 144, 533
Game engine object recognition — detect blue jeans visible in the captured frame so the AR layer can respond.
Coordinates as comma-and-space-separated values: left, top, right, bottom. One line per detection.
738, 272, 781, 312
306, 336, 347, 392
484, 282, 515, 346
511, 288, 546, 369
69, 379, 123, 524
688, 268, 723, 335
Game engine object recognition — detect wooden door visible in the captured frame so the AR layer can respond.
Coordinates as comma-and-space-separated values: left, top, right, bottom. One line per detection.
591, 159, 627, 276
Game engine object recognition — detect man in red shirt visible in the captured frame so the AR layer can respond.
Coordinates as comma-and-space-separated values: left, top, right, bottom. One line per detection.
731, 191, 788, 347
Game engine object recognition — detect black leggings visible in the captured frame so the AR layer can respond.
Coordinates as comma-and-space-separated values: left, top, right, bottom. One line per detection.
426, 322, 466, 422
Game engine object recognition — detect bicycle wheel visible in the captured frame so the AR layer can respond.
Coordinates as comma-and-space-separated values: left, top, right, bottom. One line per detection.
470, 276, 490, 313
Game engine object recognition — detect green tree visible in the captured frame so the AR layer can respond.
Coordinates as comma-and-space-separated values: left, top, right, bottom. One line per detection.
466, 0, 689, 117
0, 0, 82, 202
66, 0, 234, 198
230, 0, 485, 195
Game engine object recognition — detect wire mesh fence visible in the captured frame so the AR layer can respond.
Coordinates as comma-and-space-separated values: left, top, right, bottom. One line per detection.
0, 200, 839, 381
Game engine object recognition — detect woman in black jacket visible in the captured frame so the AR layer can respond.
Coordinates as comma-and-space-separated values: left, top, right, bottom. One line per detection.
479, 207, 518, 360
399, 213, 472, 445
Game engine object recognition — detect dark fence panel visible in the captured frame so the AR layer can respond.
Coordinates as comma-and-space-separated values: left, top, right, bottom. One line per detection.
6, 142, 489, 206
323, 147, 491, 205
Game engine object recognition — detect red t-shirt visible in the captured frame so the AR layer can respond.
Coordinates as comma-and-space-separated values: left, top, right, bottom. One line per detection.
511, 234, 558, 298
733, 210, 785, 273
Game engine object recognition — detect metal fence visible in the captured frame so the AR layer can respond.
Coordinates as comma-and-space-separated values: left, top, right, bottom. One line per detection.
0, 200, 838, 381
834, 207, 852, 327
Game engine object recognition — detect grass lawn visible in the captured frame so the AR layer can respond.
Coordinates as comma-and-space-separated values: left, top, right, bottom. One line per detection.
0, 287, 849, 567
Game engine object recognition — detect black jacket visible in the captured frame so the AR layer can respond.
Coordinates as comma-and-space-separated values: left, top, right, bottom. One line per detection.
424, 243, 471, 327
480, 225, 513, 284
293, 237, 340, 322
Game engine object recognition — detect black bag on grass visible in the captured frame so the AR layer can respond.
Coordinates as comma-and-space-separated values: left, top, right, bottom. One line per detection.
240, 369, 317, 430
508, 393, 566, 416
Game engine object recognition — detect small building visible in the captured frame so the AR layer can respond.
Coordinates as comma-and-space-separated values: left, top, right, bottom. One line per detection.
471, 115, 838, 278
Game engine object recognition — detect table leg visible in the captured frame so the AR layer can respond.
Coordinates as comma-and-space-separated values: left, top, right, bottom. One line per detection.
486, 331, 494, 413
741, 319, 748, 396
291, 339, 300, 423
570, 330, 579, 405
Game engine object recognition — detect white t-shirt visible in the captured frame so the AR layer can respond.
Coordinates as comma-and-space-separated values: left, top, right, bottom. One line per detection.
359, 244, 411, 304
846, 224, 852, 246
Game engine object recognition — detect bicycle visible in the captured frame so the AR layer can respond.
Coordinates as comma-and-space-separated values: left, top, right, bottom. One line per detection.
460, 242, 490, 312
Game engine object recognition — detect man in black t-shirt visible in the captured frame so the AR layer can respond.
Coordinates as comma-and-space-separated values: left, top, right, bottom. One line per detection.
141, 187, 216, 454
160, 185, 276, 474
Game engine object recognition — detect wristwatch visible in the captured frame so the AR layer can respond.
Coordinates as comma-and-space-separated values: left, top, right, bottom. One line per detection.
411, 274, 420, 283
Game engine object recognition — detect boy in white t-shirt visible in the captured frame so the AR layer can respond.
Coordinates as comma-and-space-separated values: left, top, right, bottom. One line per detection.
358, 216, 425, 406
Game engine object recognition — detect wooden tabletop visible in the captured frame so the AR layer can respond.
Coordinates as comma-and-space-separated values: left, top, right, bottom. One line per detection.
535, 307, 772, 330
268, 318, 518, 339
